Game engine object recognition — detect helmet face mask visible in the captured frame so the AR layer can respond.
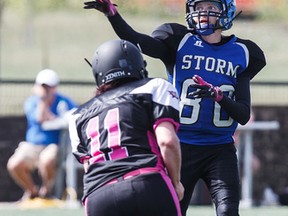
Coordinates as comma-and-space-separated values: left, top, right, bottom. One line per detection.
91, 40, 147, 86
186, 0, 237, 35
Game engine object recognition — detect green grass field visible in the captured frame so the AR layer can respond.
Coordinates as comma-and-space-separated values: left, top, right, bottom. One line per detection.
0, 204, 287, 216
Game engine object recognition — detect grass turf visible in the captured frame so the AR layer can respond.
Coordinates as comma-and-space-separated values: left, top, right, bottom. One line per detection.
0, 201, 288, 216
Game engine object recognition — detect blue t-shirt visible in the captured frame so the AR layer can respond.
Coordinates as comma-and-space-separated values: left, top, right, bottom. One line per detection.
24, 93, 77, 145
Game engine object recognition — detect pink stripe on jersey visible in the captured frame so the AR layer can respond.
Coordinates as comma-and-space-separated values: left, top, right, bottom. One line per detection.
160, 170, 182, 216
80, 155, 91, 164
146, 130, 165, 171
153, 118, 180, 132
148, 120, 182, 216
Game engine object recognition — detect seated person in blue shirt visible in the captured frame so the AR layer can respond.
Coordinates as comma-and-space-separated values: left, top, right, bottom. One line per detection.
7, 69, 77, 200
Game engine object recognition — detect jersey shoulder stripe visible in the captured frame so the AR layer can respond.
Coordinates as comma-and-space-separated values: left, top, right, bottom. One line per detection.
130, 78, 180, 112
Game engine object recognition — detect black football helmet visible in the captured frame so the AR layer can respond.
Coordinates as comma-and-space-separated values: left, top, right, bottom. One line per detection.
91, 39, 147, 86
186, 0, 237, 35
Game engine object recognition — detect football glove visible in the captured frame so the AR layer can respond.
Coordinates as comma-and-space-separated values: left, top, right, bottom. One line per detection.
189, 75, 223, 102
84, 0, 117, 16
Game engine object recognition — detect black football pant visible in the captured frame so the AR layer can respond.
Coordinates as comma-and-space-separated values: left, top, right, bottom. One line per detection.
85, 173, 181, 216
180, 143, 240, 216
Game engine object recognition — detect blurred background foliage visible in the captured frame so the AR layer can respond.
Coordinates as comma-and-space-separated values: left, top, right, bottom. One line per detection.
0, 0, 287, 81
2, 0, 288, 19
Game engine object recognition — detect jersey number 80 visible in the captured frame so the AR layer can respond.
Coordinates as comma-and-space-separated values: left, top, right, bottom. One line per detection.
179, 78, 235, 128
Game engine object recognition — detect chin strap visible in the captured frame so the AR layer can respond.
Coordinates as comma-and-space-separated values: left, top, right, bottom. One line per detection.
195, 23, 215, 35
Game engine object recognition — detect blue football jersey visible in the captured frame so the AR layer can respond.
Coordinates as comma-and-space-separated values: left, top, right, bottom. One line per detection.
171, 34, 248, 145
107, 17, 266, 146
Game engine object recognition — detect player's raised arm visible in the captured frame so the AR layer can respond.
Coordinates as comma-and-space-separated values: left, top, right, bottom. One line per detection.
83, 0, 171, 62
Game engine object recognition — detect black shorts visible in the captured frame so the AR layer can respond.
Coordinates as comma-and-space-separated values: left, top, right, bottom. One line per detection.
85, 172, 181, 216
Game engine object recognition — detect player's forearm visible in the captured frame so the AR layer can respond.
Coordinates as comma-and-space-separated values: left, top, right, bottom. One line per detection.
155, 122, 182, 186
219, 96, 250, 125
162, 143, 182, 187
108, 13, 140, 43
218, 76, 251, 125
108, 13, 168, 59
160, 139, 184, 201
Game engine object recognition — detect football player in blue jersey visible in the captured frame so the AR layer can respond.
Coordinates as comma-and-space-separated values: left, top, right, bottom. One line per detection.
69, 39, 184, 216
83, 0, 266, 215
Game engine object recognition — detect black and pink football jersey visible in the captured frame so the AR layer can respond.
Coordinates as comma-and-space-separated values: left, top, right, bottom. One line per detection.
69, 77, 179, 199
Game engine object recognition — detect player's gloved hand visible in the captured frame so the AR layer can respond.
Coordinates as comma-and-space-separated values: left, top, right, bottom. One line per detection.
189, 75, 223, 102
83, 0, 117, 17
